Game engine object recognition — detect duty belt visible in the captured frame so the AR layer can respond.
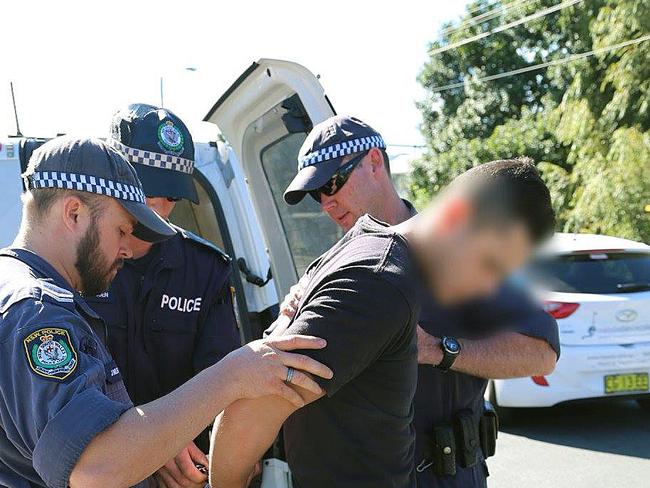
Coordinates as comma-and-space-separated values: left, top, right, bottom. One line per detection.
417, 401, 498, 476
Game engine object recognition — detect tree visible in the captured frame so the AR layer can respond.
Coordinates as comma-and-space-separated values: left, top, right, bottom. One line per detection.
412, 0, 650, 241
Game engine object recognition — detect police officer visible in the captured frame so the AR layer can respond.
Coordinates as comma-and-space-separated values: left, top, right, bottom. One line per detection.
0, 136, 333, 488
82, 104, 240, 487
278, 115, 561, 488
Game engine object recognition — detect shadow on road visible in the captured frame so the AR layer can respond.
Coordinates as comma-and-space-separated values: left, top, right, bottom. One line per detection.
499, 399, 650, 459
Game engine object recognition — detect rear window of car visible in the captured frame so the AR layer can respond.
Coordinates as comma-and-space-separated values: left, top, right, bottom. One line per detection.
526, 252, 650, 294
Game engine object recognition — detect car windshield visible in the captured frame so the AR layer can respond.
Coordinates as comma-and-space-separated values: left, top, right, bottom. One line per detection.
526, 252, 650, 294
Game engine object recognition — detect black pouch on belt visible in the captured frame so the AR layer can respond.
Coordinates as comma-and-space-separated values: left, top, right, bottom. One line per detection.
479, 400, 499, 459
430, 426, 457, 476
454, 410, 480, 468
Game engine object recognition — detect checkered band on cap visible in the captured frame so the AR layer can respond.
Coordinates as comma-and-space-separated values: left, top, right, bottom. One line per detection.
299, 135, 386, 170
26, 171, 146, 204
108, 139, 194, 175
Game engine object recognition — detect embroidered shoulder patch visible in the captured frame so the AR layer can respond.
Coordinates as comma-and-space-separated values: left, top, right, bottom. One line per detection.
23, 328, 78, 380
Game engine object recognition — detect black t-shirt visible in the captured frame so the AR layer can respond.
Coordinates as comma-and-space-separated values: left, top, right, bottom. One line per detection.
283, 215, 422, 488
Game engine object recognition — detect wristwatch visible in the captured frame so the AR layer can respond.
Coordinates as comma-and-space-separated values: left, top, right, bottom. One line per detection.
435, 336, 462, 372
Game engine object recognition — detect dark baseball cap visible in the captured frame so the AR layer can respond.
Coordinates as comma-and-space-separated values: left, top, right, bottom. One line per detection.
107, 103, 199, 203
23, 136, 177, 243
283, 115, 386, 205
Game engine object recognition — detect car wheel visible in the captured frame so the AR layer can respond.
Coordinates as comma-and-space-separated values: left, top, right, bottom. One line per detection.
636, 398, 650, 411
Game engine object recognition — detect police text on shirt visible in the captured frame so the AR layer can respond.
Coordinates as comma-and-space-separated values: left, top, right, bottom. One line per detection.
160, 294, 202, 312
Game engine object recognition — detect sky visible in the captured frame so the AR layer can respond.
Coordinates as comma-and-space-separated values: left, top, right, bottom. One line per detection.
1, 0, 468, 149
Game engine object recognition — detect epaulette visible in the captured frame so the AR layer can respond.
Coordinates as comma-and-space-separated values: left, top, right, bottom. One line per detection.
0, 279, 75, 314
37, 280, 75, 305
172, 224, 231, 263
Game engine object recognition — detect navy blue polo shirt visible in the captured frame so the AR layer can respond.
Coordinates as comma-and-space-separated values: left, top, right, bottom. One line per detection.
85, 226, 240, 450
0, 248, 143, 488
394, 200, 560, 488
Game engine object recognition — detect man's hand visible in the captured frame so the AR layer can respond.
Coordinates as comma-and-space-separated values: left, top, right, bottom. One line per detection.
267, 279, 307, 337
280, 280, 305, 320
70, 337, 331, 488
222, 334, 333, 408
417, 325, 443, 365
154, 441, 208, 488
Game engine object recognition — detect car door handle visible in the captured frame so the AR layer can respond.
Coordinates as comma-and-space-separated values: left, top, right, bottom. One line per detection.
237, 257, 272, 287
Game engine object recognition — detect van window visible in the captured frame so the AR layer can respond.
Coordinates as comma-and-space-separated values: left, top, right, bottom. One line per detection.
527, 252, 650, 294
260, 133, 342, 275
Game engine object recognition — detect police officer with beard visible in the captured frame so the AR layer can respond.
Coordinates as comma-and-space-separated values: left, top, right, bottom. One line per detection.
0, 137, 333, 488
86, 104, 241, 488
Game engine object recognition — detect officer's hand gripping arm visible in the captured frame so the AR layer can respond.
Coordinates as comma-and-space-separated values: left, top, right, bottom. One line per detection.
69, 335, 331, 488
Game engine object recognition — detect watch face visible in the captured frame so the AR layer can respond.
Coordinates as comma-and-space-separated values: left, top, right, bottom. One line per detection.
443, 337, 460, 354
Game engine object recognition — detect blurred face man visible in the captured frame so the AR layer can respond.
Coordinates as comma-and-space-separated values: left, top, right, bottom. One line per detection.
401, 161, 553, 305
313, 155, 553, 305
407, 193, 532, 305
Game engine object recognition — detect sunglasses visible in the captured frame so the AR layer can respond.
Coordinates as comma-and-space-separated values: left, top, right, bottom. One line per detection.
309, 151, 368, 203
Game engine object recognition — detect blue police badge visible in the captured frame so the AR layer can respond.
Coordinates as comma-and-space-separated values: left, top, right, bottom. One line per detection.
157, 120, 184, 154
23, 327, 78, 380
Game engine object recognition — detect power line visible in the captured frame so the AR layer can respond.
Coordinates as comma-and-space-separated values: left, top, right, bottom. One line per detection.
428, 34, 650, 93
454, 0, 502, 21
430, 0, 584, 56
386, 143, 427, 148
440, 1, 519, 37
440, 0, 535, 39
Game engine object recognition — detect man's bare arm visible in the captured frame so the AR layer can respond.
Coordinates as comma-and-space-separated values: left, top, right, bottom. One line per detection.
69, 336, 332, 488
209, 387, 324, 488
418, 327, 557, 379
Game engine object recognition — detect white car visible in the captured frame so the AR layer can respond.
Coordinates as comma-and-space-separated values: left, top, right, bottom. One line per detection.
491, 232, 650, 411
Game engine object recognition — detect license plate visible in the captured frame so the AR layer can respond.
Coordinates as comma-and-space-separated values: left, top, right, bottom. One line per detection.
604, 373, 649, 394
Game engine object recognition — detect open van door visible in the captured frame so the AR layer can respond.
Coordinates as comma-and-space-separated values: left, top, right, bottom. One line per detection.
204, 59, 342, 298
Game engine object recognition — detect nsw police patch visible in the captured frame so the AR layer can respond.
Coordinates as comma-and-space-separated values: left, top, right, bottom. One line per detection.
23, 328, 78, 380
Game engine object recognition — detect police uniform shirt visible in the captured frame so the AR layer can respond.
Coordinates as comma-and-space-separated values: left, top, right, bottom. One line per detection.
396, 199, 560, 488
0, 248, 136, 488
86, 227, 240, 410
415, 284, 560, 488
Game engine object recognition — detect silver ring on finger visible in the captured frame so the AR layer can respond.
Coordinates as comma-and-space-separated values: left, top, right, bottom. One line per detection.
285, 367, 295, 385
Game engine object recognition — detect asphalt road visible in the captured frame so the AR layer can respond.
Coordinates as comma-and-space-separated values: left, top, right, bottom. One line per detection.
487, 399, 650, 487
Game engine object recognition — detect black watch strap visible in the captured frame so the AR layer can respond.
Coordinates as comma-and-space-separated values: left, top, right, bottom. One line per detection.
435, 337, 461, 372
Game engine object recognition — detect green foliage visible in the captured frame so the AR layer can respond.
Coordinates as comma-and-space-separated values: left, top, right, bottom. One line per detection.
412, 0, 650, 241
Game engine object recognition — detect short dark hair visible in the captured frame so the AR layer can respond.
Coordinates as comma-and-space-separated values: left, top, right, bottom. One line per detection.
452, 157, 555, 244
25, 188, 106, 222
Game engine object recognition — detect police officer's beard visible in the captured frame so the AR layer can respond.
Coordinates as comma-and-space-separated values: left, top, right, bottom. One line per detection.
75, 220, 124, 296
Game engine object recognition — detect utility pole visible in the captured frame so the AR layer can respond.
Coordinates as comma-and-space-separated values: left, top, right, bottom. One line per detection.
10, 82, 23, 137
159, 67, 196, 109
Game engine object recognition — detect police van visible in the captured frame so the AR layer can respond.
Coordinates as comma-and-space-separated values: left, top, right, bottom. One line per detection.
0, 59, 343, 347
